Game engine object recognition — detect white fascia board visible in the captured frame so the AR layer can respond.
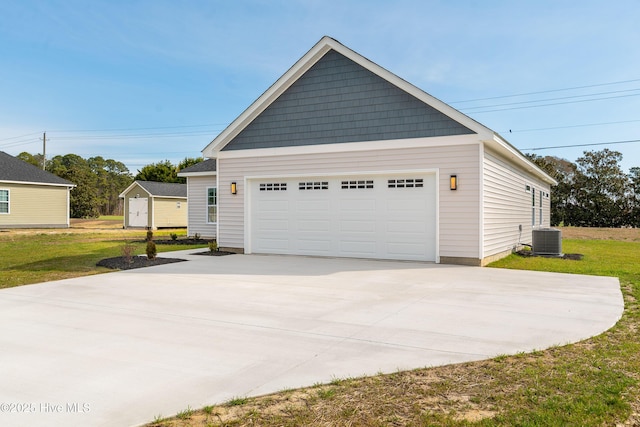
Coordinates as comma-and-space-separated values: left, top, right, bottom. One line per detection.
203, 39, 333, 158
118, 182, 151, 199
0, 180, 75, 188
217, 134, 482, 159
177, 171, 217, 178
203, 36, 493, 158
485, 134, 558, 186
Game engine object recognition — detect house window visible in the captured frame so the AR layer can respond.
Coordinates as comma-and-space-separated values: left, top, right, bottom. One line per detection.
259, 183, 287, 191
531, 187, 536, 226
539, 190, 543, 225
0, 189, 8, 214
207, 187, 217, 223
388, 178, 424, 188
341, 180, 374, 189
299, 181, 328, 190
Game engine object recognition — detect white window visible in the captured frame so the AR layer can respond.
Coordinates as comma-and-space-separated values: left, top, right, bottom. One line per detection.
539, 190, 543, 226
531, 187, 536, 226
207, 187, 217, 223
0, 189, 8, 214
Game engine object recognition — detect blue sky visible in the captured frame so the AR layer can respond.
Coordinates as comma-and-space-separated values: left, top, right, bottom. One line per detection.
1, 0, 639, 174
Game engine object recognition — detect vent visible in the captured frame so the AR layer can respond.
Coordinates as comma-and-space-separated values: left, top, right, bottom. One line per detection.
532, 228, 562, 255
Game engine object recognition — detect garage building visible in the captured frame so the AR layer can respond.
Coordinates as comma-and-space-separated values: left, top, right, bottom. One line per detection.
180, 37, 555, 265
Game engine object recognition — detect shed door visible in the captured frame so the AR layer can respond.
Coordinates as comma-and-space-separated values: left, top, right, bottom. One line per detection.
248, 174, 436, 261
128, 198, 148, 227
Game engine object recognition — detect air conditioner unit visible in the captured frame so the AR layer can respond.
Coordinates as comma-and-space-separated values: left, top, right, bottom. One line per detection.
532, 228, 562, 256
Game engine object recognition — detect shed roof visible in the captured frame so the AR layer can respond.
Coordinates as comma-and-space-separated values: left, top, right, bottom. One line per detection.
0, 151, 74, 187
121, 180, 187, 198
177, 158, 217, 175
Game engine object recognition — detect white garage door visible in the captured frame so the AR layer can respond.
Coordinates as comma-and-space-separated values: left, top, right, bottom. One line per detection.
248, 174, 436, 261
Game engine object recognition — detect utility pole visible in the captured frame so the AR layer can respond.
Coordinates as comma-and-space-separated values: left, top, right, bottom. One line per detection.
42, 132, 46, 170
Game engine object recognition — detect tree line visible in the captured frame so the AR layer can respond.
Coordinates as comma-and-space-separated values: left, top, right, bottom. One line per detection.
17, 152, 201, 218
527, 148, 639, 227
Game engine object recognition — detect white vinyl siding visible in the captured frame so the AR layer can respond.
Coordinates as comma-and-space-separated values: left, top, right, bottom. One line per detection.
483, 149, 551, 258
218, 142, 481, 260
185, 176, 217, 238
0, 189, 8, 213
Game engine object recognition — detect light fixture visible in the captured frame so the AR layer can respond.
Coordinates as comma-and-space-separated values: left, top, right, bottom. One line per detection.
231, 182, 237, 195
450, 175, 458, 191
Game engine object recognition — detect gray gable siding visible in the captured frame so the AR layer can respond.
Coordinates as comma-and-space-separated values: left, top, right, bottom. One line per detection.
222, 50, 474, 151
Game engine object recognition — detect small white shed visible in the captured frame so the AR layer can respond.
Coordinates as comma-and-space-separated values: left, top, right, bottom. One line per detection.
119, 180, 187, 229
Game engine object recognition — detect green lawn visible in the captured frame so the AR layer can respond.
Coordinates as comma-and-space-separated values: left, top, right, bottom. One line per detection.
146, 238, 640, 426
0, 231, 206, 289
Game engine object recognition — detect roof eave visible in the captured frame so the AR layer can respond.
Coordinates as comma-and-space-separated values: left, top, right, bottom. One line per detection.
0, 179, 75, 188
486, 134, 558, 186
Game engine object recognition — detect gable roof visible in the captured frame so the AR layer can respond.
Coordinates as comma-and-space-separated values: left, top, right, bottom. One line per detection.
202, 36, 555, 185
0, 151, 74, 187
203, 36, 490, 158
119, 180, 187, 199
177, 158, 217, 177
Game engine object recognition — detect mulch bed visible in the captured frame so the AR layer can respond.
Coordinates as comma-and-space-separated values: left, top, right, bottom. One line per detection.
515, 250, 584, 260
146, 238, 209, 245
97, 256, 187, 270
193, 251, 235, 256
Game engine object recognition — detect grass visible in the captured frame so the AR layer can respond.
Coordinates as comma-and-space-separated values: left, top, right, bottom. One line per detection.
0, 230, 206, 289
145, 234, 640, 426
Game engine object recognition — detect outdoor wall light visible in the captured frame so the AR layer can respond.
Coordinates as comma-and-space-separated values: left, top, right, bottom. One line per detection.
231, 182, 237, 195
450, 175, 458, 191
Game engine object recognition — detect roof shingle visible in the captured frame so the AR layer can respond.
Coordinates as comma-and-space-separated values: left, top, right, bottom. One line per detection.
0, 151, 74, 186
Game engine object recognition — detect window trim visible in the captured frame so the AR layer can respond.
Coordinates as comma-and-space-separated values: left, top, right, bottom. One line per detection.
206, 187, 217, 224
0, 189, 9, 214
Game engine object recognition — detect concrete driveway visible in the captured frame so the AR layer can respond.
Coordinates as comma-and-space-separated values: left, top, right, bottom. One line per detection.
0, 251, 622, 427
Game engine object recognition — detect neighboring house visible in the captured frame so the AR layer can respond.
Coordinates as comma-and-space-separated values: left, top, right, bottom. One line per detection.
181, 36, 556, 265
119, 180, 187, 229
0, 151, 75, 228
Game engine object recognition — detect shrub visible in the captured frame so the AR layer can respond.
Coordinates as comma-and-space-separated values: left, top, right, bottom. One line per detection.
146, 240, 157, 260
121, 241, 135, 263
170, 233, 178, 241
208, 240, 218, 252
146, 229, 154, 242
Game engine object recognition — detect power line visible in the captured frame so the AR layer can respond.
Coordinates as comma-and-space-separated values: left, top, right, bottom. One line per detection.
522, 139, 640, 151
461, 88, 640, 111
504, 118, 640, 134
463, 93, 640, 114
48, 123, 229, 133
449, 78, 640, 104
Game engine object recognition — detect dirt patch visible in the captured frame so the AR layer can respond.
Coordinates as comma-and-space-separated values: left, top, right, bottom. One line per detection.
71, 218, 123, 229
96, 256, 187, 270
559, 226, 640, 241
